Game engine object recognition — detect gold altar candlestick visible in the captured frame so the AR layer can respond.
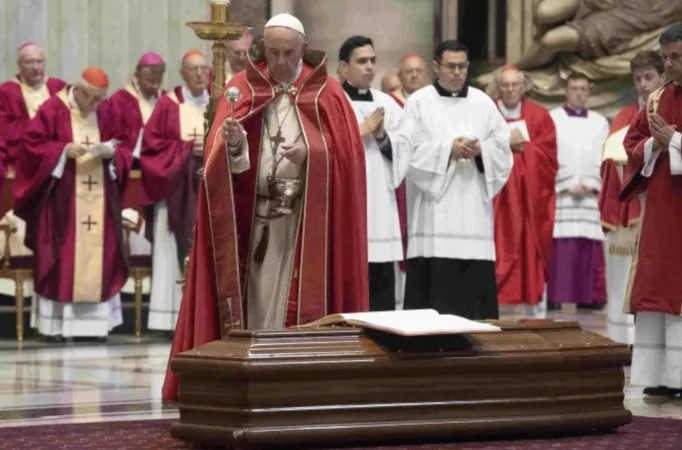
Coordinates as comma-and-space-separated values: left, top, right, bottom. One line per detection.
186, 0, 247, 134
180, 0, 247, 289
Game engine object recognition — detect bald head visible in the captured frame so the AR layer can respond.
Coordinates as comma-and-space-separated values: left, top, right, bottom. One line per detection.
497, 68, 525, 108
399, 55, 428, 95
181, 53, 209, 96
263, 27, 308, 84
381, 73, 402, 94
226, 29, 254, 74
17, 44, 46, 87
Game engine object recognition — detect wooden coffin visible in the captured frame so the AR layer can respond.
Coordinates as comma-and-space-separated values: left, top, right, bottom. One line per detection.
170, 320, 632, 448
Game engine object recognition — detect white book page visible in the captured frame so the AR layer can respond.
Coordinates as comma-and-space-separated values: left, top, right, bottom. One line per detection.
507, 120, 530, 142
341, 310, 501, 336
340, 309, 439, 324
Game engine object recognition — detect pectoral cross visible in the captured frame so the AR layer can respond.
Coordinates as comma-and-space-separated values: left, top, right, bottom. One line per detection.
81, 136, 94, 148
81, 215, 97, 231
269, 130, 286, 152
188, 128, 202, 141
82, 175, 98, 191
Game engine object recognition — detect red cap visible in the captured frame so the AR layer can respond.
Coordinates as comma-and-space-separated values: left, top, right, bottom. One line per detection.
183, 49, 205, 61
81, 67, 109, 89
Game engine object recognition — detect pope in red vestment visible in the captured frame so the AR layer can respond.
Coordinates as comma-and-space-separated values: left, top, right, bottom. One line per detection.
162, 15, 369, 402
492, 68, 558, 309
0, 43, 65, 169
14, 69, 132, 305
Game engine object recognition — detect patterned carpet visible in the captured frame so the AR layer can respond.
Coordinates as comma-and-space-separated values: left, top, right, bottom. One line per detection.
0, 416, 681, 450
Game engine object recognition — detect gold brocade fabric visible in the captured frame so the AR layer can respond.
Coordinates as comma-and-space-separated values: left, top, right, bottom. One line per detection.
56, 90, 105, 303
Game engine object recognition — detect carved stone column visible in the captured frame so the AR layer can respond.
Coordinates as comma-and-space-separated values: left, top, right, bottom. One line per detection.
440, 0, 459, 41
506, 0, 537, 64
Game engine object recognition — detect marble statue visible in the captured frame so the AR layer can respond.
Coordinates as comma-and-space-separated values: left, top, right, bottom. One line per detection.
477, 0, 682, 116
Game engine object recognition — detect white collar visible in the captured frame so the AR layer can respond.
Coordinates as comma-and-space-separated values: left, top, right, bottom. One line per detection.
497, 99, 522, 119
273, 60, 304, 89
181, 84, 209, 107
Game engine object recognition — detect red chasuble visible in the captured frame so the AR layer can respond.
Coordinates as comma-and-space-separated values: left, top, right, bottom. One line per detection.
109, 83, 166, 146
621, 82, 682, 315
493, 99, 558, 305
14, 88, 132, 303
599, 102, 641, 231
139, 86, 203, 262
0, 76, 66, 168
162, 49, 369, 401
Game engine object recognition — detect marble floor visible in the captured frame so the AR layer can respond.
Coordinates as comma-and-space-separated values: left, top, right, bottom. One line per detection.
0, 306, 679, 429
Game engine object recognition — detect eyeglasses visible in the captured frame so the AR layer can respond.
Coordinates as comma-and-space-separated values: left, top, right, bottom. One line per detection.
438, 62, 469, 73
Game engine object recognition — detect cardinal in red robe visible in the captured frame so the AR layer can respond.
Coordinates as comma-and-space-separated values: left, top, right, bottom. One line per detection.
13, 68, 133, 339
620, 25, 682, 397
0, 43, 65, 169
109, 51, 166, 162
162, 13, 368, 402
140, 50, 209, 333
491, 67, 558, 316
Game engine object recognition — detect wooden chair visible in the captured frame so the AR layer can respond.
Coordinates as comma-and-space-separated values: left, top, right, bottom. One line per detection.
122, 220, 152, 338
0, 222, 33, 342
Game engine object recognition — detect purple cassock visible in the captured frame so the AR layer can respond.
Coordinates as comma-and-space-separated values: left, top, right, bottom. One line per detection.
546, 105, 607, 307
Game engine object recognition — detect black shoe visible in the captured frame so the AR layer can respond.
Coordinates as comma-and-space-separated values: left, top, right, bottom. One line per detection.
577, 304, 605, 311
72, 336, 107, 343
39, 335, 65, 344
547, 303, 561, 311
643, 386, 682, 397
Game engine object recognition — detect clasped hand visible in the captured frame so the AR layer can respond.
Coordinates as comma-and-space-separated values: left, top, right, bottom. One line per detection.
566, 184, 597, 198
510, 128, 525, 151
451, 137, 481, 159
65, 142, 115, 159
360, 107, 386, 140
649, 113, 678, 149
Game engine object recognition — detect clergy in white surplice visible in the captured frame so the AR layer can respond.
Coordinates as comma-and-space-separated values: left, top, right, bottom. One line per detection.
140, 50, 209, 333
599, 51, 665, 347
338, 36, 413, 311
403, 40, 513, 320
547, 74, 608, 311
15, 68, 132, 341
